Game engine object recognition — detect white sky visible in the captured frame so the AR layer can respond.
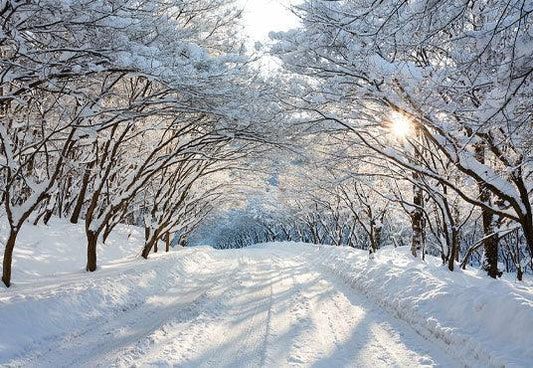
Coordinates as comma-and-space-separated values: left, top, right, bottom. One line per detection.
240, 0, 301, 42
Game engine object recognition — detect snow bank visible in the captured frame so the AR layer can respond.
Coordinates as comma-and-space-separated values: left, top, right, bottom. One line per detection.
0, 217, 144, 282
0, 217, 211, 363
263, 242, 533, 368
0, 238, 215, 363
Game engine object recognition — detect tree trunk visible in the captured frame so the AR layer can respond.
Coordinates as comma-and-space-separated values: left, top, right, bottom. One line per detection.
144, 226, 150, 241
102, 218, 121, 244
481, 214, 500, 278
374, 221, 382, 251
369, 223, 380, 257
411, 128, 426, 258
86, 231, 98, 272
33, 209, 47, 226
448, 227, 459, 271
165, 232, 170, 252
142, 229, 163, 259
369, 238, 377, 257
102, 224, 112, 244
70, 162, 93, 224
475, 143, 501, 278
141, 238, 156, 259
522, 214, 533, 266
43, 209, 53, 225
411, 181, 425, 258
517, 266, 523, 282
2, 228, 18, 287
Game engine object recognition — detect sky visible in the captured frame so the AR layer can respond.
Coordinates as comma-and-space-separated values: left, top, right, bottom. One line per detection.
240, 0, 301, 42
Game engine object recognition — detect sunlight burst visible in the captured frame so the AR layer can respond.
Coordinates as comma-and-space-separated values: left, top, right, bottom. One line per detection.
389, 111, 413, 138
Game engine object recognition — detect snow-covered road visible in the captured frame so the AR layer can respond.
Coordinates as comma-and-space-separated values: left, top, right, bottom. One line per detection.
4, 246, 461, 368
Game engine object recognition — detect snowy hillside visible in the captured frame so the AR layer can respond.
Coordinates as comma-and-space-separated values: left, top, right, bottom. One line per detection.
1, 219, 532, 367
0, 217, 145, 283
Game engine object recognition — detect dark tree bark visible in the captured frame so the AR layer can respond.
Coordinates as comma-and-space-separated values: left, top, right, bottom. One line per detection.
141, 238, 156, 259
2, 228, 19, 287
102, 224, 112, 244
475, 143, 501, 278
70, 161, 94, 224
481, 211, 500, 278
86, 230, 98, 272
411, 179, 426, 258
165, 232, 170, 252
410, 128, 426, 258
144, 226, 150, 242
33, 208, 48, 226
523, 216, 533, 271
43, 209, 53, 225
448, 227, 460, 272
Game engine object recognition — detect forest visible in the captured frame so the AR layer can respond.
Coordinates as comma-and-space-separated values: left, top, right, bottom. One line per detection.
2, 0, 531, 286
0, 1, 532, 366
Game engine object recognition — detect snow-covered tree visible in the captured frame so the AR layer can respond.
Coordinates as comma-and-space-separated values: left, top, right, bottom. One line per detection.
271, 0, 533, 278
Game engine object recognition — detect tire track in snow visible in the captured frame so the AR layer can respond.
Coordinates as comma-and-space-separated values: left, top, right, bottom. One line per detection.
6, 254, 239, 368
199, 254, 280, 368
7, 246, 465, 368
104, 259, 241, 368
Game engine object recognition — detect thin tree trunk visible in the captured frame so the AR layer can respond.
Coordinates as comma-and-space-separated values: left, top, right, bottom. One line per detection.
522, 215, 533, 268
43, 209, 53, 225
141, 238, 156, 259
517, 264, 523, 282
142, 226, 164, 259
448, 227, 459, 271
144, 226, 150, 242
2, 228, 18, 287
411, 128, 426, 258
165, 232, 170, 252
70, 162, 93, 224
33, 209, 47, 226
481, 211, 500, 278
369, 237, 377, 257
411, 181, 425, 258
86, 231, 98, 272
369, 223, 379, 257
102, 217, 122, 244
475, 143, 501, 278
102, 224, 112, 244
374, 221, 382, 251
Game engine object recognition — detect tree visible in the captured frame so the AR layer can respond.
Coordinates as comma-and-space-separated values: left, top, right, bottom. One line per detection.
272, 0, 532, 278
1, 0, 274, 285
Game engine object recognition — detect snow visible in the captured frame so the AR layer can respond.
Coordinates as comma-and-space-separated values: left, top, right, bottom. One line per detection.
282, 242, 533, 368
1, 222, 532, 367
0, 217, 143, 281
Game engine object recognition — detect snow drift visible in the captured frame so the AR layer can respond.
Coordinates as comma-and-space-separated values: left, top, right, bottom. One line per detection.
264, 242, 533, 368
0, 217, 144, 282
0, 217, 219, 364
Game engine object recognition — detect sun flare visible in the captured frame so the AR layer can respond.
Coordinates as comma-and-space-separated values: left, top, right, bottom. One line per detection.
389, 111, 413, 138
